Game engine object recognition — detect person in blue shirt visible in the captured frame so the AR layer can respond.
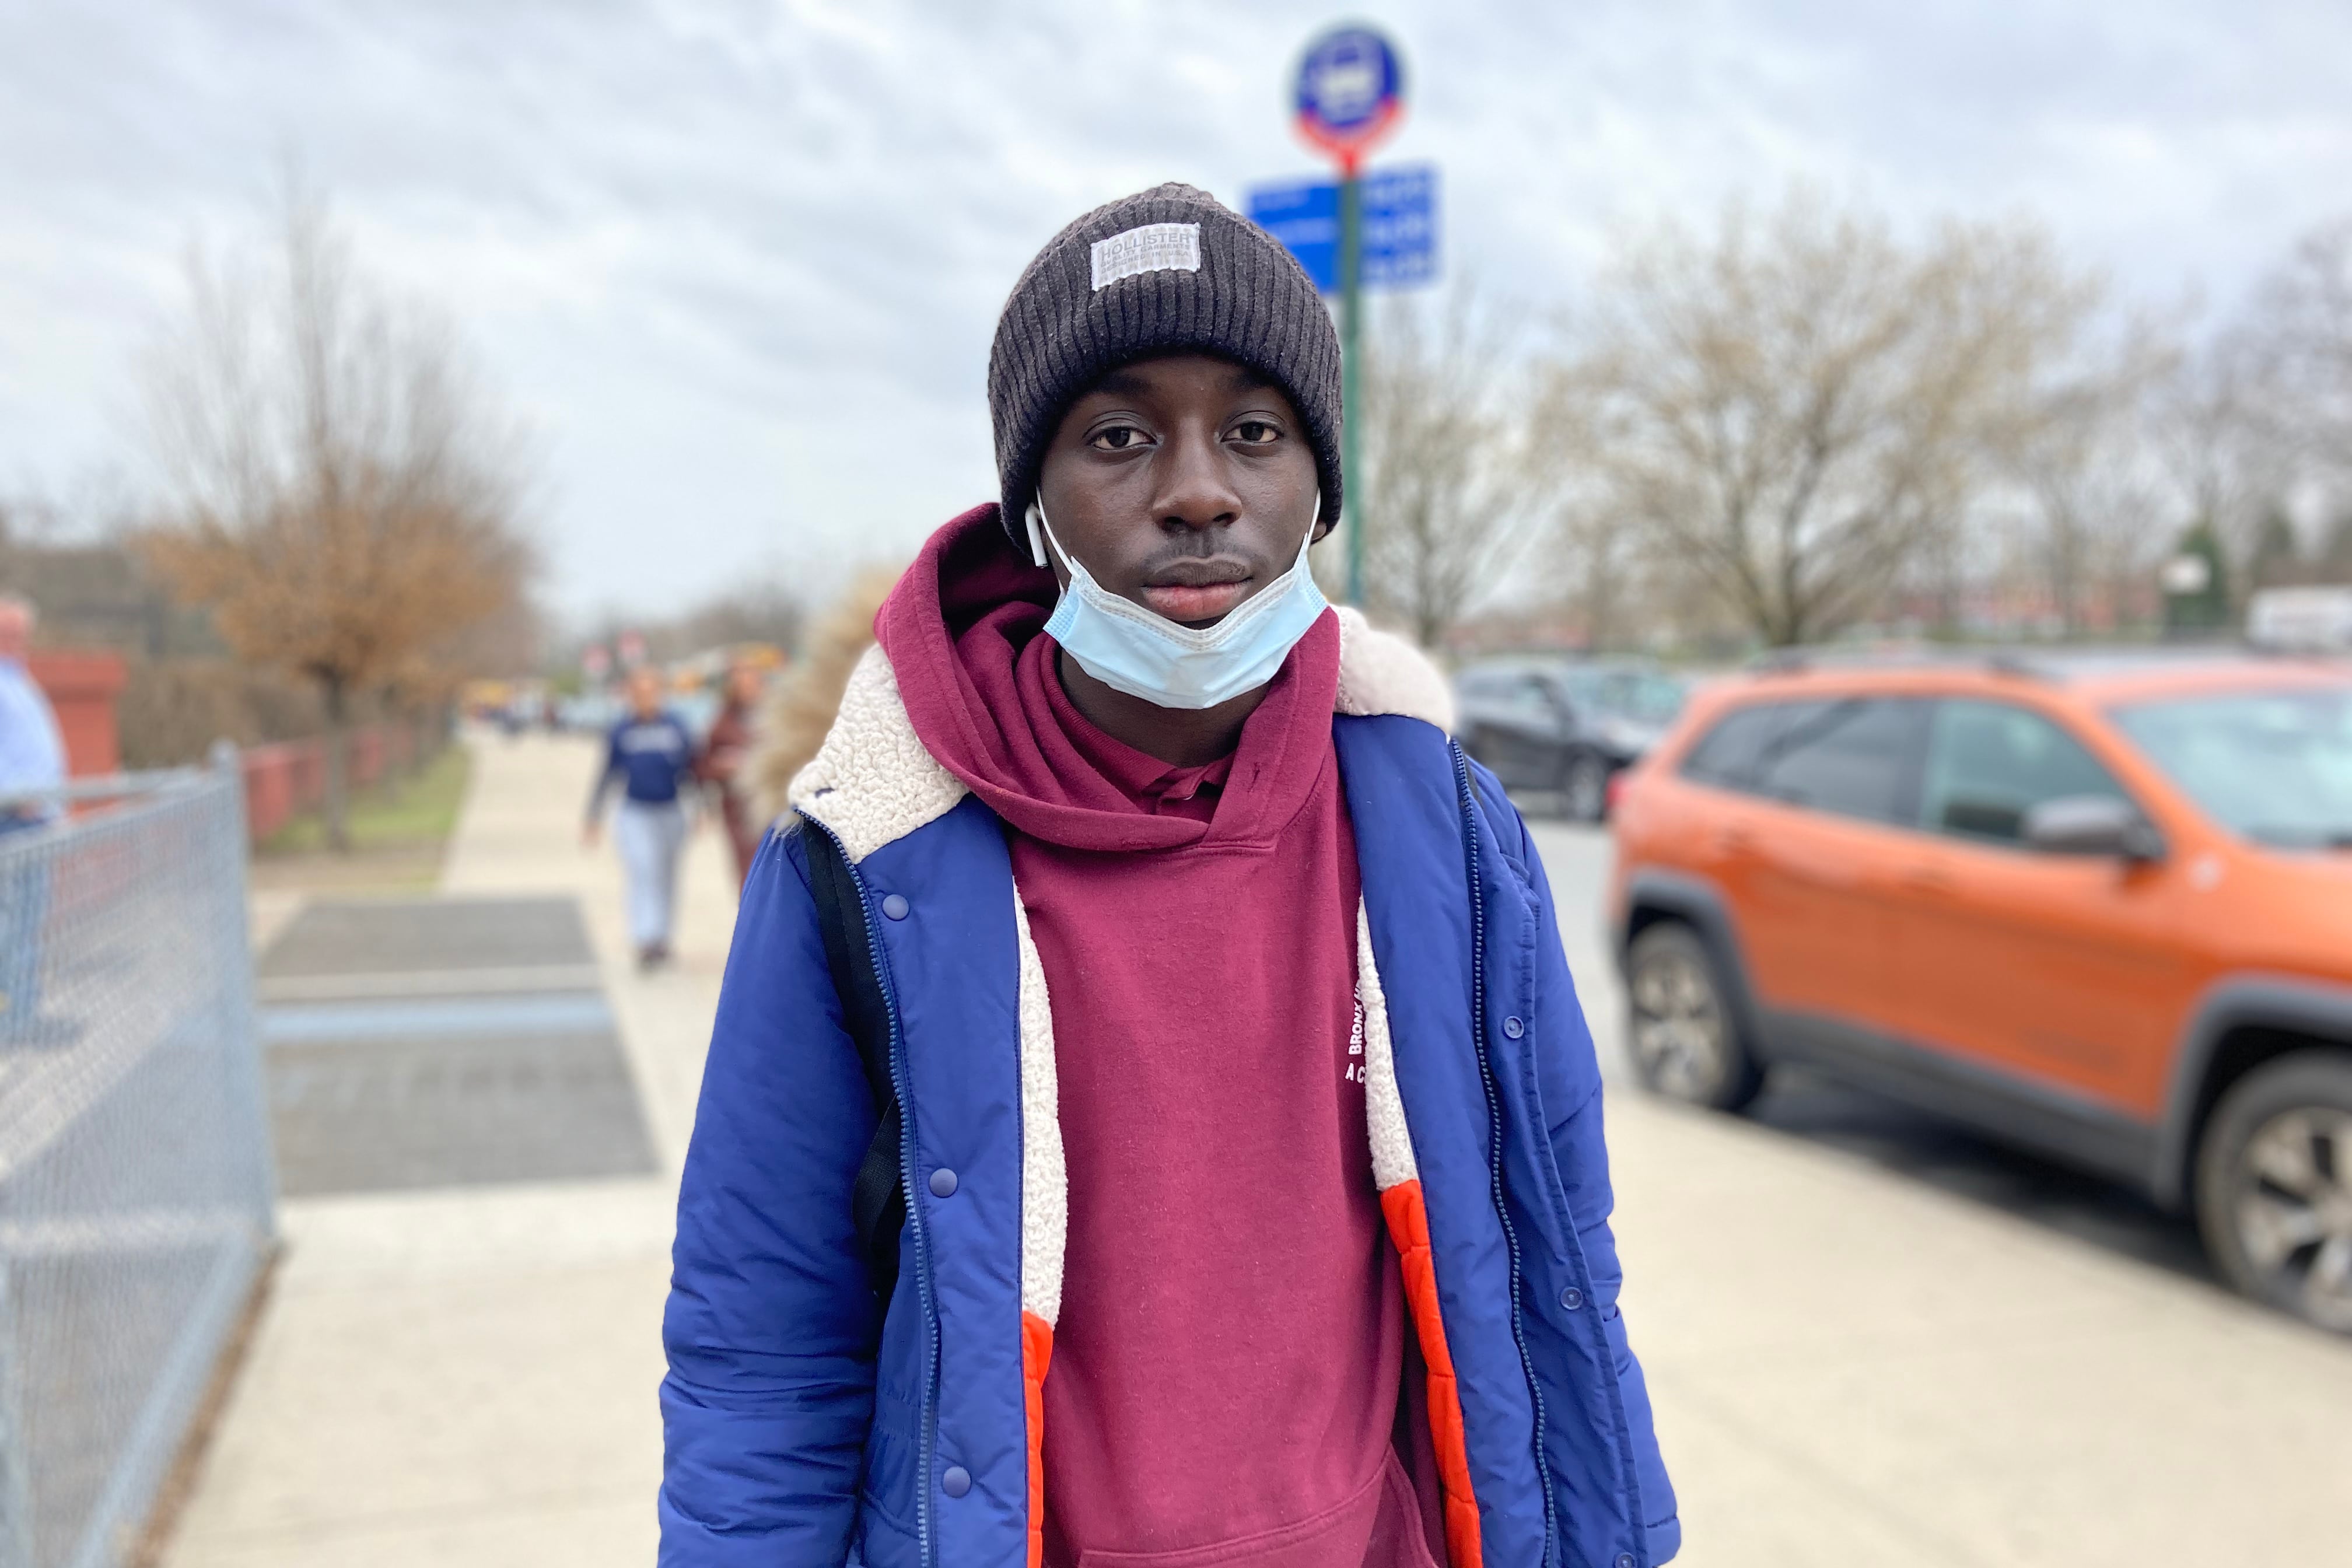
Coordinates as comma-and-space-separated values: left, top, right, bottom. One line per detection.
584, 668, 697, 970
0, 596, 64, 836
0, 594, 69, 1045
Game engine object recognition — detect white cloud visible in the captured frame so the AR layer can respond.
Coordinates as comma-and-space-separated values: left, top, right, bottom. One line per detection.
3, 0, 2348, 617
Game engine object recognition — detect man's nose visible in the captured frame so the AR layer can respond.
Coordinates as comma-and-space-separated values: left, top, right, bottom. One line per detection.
1152, 428, 1242, 535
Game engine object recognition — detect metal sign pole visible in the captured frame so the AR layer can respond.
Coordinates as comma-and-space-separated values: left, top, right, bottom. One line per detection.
1340, 162, 1364, 608
1286, 22, 1405, 616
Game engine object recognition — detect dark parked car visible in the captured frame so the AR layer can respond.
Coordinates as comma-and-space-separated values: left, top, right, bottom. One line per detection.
1454, 657, 1688, 820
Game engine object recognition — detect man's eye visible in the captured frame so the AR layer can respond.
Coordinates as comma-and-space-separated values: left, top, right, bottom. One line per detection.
1231, 420, 1280, 444
1087, 426, 1149, 452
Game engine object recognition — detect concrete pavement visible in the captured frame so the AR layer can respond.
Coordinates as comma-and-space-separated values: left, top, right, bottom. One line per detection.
167, 730, 736, 1568
162, 734, 2352, 1566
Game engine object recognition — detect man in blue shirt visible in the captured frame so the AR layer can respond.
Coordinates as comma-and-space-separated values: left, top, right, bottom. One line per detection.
0, 594, 68, 1045
585, 668, 697, 969
0, 595, 64, 835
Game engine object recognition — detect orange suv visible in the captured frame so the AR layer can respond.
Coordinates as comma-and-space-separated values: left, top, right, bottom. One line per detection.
1608, 649, 2352, 1332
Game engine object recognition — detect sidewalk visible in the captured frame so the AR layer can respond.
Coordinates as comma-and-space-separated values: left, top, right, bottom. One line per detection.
168, 730, 732, 1567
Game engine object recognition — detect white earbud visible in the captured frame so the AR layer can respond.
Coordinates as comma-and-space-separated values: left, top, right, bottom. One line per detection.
1025, 501, 1049, 570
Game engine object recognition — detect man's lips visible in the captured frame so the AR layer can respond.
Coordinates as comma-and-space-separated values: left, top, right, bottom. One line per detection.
1137, 556, 1253, 623
1140, 580, 1251, 622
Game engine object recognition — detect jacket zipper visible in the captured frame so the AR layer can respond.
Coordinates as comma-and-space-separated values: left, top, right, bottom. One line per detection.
1450, 744, 1560, 1567
809, 818, 940, 1568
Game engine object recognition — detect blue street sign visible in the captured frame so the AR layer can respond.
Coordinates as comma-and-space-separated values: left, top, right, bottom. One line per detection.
1293, 26, 1404, 156
1247, 165, 1438, 295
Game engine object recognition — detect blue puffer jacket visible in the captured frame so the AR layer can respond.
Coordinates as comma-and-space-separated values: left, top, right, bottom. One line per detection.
660, 611, 1678, 1568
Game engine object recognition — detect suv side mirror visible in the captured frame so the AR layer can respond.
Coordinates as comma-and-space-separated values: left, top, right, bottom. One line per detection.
2023, 795, 2165, 862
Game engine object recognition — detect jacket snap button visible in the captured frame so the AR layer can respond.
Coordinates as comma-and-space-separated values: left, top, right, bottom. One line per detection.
1562, 1286, 1584, 1310
1615, 1556, 1636, 1568
929, 1167, 958, 1198
880, 893, 910, 921
1503, 1016, 1525, 1039
941, 1464, 972, 1497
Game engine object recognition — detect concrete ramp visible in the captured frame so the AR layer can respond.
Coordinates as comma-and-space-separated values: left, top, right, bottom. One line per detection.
256, 896, 657, 1198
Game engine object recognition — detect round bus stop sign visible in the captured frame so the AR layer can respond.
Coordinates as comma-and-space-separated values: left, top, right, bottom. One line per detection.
1294, 25, 1404, 170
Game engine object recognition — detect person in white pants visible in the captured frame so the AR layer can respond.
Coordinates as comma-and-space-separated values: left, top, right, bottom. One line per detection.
584, 669, 697, 969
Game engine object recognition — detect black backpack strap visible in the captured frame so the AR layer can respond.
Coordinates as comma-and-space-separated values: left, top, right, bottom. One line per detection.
796, 818, 905, 1307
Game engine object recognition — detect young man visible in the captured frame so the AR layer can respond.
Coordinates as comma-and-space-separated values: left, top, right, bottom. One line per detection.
661, 184, 1677, 1568
584, 667, 695, 968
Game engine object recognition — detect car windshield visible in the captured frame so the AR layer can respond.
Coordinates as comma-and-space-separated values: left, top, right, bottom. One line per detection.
2109, 685, 2352, 849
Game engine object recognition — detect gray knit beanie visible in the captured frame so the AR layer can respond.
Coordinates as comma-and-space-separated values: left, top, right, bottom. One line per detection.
986, 183, 1343, 550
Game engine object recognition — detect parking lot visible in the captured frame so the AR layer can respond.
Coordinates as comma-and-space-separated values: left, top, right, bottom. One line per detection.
1523, 810, 2352, 1567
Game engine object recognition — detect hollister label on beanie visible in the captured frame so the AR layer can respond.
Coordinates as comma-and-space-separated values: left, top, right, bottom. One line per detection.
1090, 223, 1201, 289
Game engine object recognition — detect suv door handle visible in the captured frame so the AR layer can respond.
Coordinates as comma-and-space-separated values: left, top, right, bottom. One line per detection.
1899, 866, 1954, 895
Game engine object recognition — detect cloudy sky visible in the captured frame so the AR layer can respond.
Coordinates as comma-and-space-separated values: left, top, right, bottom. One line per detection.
5, 0, 2349, 621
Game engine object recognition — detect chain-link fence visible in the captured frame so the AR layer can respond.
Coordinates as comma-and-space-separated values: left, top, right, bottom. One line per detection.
0, 768, 276, 1568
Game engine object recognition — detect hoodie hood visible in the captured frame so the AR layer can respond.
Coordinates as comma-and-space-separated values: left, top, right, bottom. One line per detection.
873, 504, 1340, 854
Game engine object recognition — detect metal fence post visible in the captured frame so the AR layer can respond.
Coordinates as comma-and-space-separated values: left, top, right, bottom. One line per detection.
0, 1256, 32, 1568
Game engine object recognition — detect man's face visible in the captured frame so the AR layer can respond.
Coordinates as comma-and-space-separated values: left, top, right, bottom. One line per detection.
627, 671, 662, 716
0, 603, 29, 662
1035, 354, 1321, 629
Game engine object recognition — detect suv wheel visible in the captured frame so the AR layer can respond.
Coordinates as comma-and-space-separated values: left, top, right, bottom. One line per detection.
1626, 922, 1763, 1111
2195, 1052, 2352, 1335
1562, 752, 1610, 823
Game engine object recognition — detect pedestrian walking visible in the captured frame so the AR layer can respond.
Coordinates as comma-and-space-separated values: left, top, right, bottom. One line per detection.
0, 594, 69, 1045
692, 654, 766, 893
584, 668, 695, 970
659, 186, 1677, 1568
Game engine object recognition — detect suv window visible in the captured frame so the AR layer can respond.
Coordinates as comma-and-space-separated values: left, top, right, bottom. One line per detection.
1505, 678, 1560, 727
1681, 705, 1784, 789
1751, 698, 1926, 824
1460, 668, 1560, 727
1681, 696, 1926, 825
1920, 699, 2128, 845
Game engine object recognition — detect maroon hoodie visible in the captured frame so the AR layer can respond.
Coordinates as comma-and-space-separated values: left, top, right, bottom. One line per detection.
876, 510, 1441, 1568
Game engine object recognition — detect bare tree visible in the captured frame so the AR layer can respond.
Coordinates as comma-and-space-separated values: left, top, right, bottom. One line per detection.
1351, 286, 1535, 649
142, 192, 535, 848
1538, 193, 2100, 647
1550, 495, 1642, 650
2008, 321, 2179, 636
2152, 326, 2293, 592
2245, 222, 2352, 484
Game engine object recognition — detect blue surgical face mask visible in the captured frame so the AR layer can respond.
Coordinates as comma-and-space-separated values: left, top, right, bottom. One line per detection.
1026, 495, 1329, 711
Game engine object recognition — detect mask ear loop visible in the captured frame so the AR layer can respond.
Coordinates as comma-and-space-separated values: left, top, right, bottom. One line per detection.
1026, 500, 1050, 570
